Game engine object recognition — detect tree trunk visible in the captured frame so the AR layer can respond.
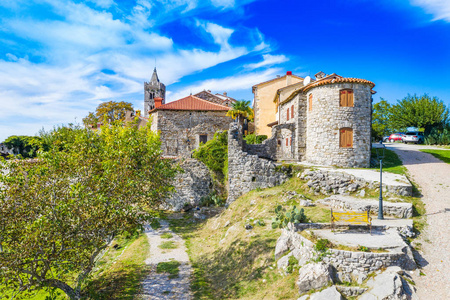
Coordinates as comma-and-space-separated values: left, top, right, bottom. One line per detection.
43, 279, 81, 300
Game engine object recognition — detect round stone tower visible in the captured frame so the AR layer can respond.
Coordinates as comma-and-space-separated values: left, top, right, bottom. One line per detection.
304, 78, 374, 168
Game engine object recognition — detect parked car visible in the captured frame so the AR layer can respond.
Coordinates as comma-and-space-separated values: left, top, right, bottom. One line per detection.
402, 132, 424, 144
388, 133, 405, 142
382, 136, 390, 142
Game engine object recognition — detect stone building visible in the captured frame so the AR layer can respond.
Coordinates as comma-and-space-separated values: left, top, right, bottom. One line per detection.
144, 68, 166, 117
254, 72, 375, 168
149, 95, 232, 157
194, 90, 237, 107
252, 71, 303, 137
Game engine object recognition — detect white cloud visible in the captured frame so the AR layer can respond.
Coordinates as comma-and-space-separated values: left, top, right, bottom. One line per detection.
167, 68, 281, 102
244, 54, 289, 69
410, 0, 450, 22
211, 0, 235, 9
87, 0, 116, 9
196, 20, 234, 49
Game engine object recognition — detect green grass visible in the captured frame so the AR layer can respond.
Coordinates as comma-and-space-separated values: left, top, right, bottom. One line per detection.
420, 149, 450, 164
159, 241, 178, 249
161, 232, 173, 239
156, 261, 180, 279
371, 148, 407, 175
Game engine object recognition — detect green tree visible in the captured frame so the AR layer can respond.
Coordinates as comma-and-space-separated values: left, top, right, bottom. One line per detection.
372, 98, 392, 140
390, 94, 449, 134
0, 122, 177, 300
92, 100, 133, 124
81, 111, 99, 128
226, 100, 252, 124
2, 135, 44, 158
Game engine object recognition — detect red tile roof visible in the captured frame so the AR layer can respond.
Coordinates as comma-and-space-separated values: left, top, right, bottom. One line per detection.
149, 95, 231, 113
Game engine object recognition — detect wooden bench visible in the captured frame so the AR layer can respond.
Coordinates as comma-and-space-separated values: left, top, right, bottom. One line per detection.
331, 209, 372, 234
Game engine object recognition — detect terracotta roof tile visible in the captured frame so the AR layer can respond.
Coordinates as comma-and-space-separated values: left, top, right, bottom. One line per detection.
302, 77, 375, 92
149, 95, 230, 113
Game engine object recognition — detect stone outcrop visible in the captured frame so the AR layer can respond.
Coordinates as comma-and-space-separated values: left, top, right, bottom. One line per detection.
227, 123, 289, 204
309, 286, 343, 300
317, 195, 413, 218
296, 262, 335, 294
164, 159, 212, 211
301, 168, 412, 197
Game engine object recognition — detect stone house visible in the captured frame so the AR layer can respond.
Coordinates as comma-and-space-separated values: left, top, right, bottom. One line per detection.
149, 95, 232, 157
252, 71, 304, 137
265, 72, 375, 167
195, 90, 237, 107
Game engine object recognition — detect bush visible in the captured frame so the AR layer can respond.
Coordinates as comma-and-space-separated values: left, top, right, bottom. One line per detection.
314, 239, 331, 252
192, 131, 228, 181
200, 192, 225, 207
243, 134, 267, 144
272, 205, 307, 229
425, 127, 450, 145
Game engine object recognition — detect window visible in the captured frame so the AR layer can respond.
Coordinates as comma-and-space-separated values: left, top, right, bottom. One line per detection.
339, 128, 353, 148
309, 94, 313, 111
286, 138, 289, 146
340, 89, 354, 107
291, 105, 294, 119
287, 108, 290, 121
199, 134, 207, 145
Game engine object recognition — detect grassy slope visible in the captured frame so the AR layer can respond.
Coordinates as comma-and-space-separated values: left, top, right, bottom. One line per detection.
370, 148, 407, 175
419, 149, 450, 164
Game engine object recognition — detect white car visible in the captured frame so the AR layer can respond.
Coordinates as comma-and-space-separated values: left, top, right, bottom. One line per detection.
402, 132, 424, 144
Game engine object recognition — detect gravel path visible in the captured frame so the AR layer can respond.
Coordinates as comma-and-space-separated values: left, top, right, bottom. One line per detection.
387, 144, 450, 299
139, 220, 192, 300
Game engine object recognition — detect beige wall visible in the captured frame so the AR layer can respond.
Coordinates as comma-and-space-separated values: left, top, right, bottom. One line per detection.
253, 75, 302, 137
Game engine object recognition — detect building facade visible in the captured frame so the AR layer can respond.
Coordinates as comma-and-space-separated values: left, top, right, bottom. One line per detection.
195, 90, 236, 107
144, 68, 166, 117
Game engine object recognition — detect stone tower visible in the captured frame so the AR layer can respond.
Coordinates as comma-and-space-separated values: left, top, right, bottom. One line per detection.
144, 68, 166, 117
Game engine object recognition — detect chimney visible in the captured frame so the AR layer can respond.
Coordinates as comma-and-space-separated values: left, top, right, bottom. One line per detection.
223, 92, 227, 97
136, 110, 141, 117
286, 71, 292, 86
154, 97, 163, 108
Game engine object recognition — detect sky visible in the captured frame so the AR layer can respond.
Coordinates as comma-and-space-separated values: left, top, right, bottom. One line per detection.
0, 0, 449, 141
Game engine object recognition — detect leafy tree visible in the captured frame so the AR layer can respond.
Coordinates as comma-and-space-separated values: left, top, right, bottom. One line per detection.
91, 101, 133, 124
390, 94, 449, 134
82, 112, 99, 128
2, 135, 45, 158
0, 122, 177, 300
226, 100, 252, 124
371, 98, 392, 140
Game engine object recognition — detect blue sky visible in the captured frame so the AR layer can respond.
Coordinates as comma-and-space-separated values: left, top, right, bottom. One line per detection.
0, 0, 449, 141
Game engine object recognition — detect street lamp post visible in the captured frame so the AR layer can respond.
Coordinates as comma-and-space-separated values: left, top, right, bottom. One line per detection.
373, 142, 386, 220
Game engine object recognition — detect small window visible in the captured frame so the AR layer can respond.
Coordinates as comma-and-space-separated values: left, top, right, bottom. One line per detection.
309, 94, 313, 111
339, 128, 353, 148
340, 89, 354, 107
291, 105, 294, 119
199, 134, 207, 145
287, 108, 290, 121
286, 138, 289, 146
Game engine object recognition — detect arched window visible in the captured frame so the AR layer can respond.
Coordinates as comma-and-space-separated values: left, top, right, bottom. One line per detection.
340, 89, 354, 107
287, 108, 290, 121
309, 94, 313, 111
340, 128, 353, 148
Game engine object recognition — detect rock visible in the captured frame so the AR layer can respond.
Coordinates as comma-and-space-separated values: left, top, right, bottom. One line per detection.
359, 189, 366, 197
352, 270, 368, 284
310, 286, 343, 300
245, 224, 253, 230
360, 269, 414, 300
275, 231, 291, 260
398, 226, 415, 238
296, 262, 334, 294
297, 296, 309, 300
193, 212, 206, 220
300, 199, 315, 207
223, 220, 230, 227
348, 183, 359, 192
250, 199, 256, 205
277, 252, 293, 271
336, 286, 367, 298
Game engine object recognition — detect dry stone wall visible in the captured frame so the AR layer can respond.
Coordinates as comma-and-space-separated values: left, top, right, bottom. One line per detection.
164, 158, 212, 211
227, 123, 289, 204
305, 83, 372, 167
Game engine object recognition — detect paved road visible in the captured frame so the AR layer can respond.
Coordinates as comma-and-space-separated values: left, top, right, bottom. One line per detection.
386, 143, 450, 299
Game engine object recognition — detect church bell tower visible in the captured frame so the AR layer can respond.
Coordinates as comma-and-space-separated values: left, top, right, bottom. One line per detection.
144, 68, 166, 117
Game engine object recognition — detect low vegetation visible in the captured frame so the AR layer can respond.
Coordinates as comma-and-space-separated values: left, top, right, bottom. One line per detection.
419, 149, 450, 164
371, 148, 407, 175
159, 241, 178, 250
156, 261, 180, 279
243, 134, 268, 144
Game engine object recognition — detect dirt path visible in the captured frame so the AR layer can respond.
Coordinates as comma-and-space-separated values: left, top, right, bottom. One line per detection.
387, 144, 450, 299
139, 220, 192, 300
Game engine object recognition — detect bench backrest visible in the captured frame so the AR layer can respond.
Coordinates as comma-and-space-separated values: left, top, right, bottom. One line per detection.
331, 210, 370, 225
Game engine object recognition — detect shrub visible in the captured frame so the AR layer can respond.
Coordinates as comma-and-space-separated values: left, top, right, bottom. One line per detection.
243, 134, 268, 144
425, 127, 450, 145
286, 256, 299, 274
314, 239, 331, 252
272, 205, 307, 229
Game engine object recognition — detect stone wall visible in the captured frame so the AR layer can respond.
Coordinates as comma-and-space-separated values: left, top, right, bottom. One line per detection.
151, 110, 232, 157
276, 225, 416, 283
300, 169, 413, 197
227, 123, 289, 204
164, 158, 212, 211
305, 83, 372, 167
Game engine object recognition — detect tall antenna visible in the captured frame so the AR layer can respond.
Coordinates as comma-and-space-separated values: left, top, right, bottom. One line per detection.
154, 58, 157, 70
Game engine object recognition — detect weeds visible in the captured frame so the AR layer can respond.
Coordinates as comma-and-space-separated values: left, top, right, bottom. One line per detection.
156, 261, 180, 279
